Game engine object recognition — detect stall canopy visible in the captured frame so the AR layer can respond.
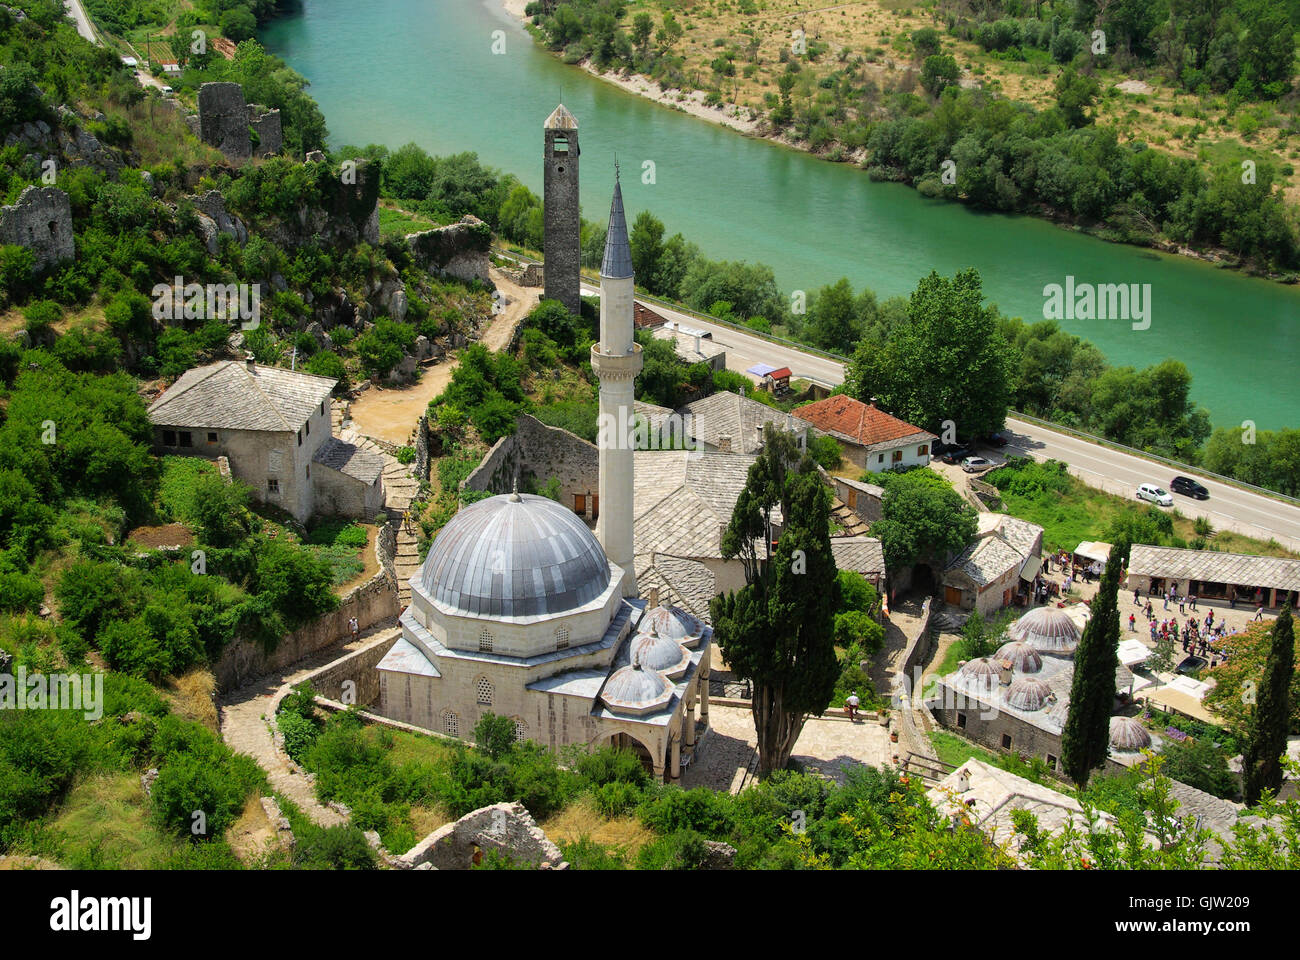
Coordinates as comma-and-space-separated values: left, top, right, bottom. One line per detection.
1075, 541, 1113, 564
1116, 637, 1151, 668
1020, 555, 1042, 582
746, 362, 779, 378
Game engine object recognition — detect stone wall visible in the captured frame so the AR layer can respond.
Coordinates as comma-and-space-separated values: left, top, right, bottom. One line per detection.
299, 630, 400, 706
212, 571, 398, 693
247, 104, 282, 157
196, 82, 252, 160
397, 802, 567, 870
413, 414, 431, 483
464, 414, 597, 508
407, 215, 492, 284
0, 186, 74, 270
312, 466, 383, 520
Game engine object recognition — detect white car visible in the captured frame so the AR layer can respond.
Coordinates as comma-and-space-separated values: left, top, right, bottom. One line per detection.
160, 85, 174, 96
961, 456, 993, 473
1137, 482, 1173, 507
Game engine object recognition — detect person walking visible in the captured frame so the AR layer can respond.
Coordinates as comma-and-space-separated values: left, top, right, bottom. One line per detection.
1129, 612, 1136, 632
1189, 592, 1197, 611
1254, 605, 1265, 622
1178, 595, 1186, 615
348, 615, 359, 640
845, 691, 860, 721
1134, 588, 1141, 605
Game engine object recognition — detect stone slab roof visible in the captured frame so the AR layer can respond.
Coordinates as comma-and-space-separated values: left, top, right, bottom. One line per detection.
946, 534, 1028, 588
148, 360, 335, 432
678, 391, 799, 455
792, 396, 936, 451
1128, 544, 1300, 593
833, 475, 885, 499
312, 437, 385, 483
653, 327, 726, 365
830, 537, 885, 576
376, 637, 441, 677
634, 553, 717, 624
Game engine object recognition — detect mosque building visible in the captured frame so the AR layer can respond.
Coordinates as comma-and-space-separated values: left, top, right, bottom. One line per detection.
375, 119, 712, 781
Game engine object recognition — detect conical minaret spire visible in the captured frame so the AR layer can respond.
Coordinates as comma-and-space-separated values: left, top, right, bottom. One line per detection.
592, 166, 642, 596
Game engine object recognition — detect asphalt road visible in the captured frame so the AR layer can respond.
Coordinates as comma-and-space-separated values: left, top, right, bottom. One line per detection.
579, 280, 1300, 550
64, 0, 98, 44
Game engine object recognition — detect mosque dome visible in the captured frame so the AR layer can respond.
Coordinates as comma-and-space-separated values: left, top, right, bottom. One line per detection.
994, 641, 1043, 674
601, 662, 673, 715
419, 492, 611, 619
1007, 606, 1082, 653
639, 605, 704, 646
1109, 716, 1153, 752
1005, 676, 1053, 711
630, 629, 689, 677
960, 657, 1001, 679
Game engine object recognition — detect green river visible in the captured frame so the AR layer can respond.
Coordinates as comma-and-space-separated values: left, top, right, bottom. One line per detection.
261, 0, 1299, 429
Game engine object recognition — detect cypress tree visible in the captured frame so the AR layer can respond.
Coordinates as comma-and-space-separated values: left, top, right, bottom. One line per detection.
1243, 604, 1295, 807
1061, 542, 1124, 787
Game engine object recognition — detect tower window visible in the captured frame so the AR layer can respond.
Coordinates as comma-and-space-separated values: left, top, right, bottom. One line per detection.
553, 136, 568, 153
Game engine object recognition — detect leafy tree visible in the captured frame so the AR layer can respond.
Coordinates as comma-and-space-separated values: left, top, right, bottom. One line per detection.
1161, 737, 1239, 800
1062, 544, 1124, 787
710, 431, 841, 777
629, 210, 665, 288
1055, 66, 1100, 127
474, 712, 518, 760
920, 55, 959, 96
806, 278, 861, 354
1243, 605, 1295, 806
870, 469, 976, 573
220, 8, 258, 42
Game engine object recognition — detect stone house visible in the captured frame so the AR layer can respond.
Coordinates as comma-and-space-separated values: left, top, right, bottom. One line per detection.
676, 390, 806, 455
652, 326, 726, 372
147, 359, 384, 523
793, 395, 936, 472
942, 513, 1044, 615
1125, 544, 1300, 610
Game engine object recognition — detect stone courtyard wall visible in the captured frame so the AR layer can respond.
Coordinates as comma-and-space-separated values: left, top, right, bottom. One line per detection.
463, 414, 597, 509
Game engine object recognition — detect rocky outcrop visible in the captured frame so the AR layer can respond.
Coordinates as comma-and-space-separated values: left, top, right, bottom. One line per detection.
0, 185, 74, 270
267, 158, 381, 250
3, 104, 121, 173
396, 802, 567, 870
187, 190, 249, 255
407, 215, 492, 284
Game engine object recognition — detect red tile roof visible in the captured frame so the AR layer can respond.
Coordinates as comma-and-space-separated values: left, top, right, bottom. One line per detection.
792, 395, 936, 449
634, 302, 667, 328
767, 367, 792, 380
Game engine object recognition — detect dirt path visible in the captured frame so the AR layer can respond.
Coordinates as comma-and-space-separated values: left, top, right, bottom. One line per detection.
346, 267, 537, 446
217, 625, 401, 829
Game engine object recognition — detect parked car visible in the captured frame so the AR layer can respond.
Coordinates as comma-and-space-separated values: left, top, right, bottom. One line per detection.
981, 431, 1010, 448
1177, 655, 1208, 675
961, 456, 993, 473
1136, 482, 1173, 507
939, 446, 971, 465
1171, 475, 1209, 500
160, 85, 173, 95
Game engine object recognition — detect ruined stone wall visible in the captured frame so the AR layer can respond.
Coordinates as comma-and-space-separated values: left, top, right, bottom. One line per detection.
398, 802, 567, 870
407, 215, 491, 284
413, 415, 431, 483
463, 414, 596, 508
247, 105, 282, 157
0, 186, 73, 270
197, 82, 251, 161
212, 572, 398, 693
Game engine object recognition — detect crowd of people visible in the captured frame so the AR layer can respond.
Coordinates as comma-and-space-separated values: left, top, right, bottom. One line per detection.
1128, 584, 1242, 669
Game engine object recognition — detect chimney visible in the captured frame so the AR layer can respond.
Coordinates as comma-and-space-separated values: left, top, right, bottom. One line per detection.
998, 660, 1013, 686
694, 333, 701, 355
648, 586, 660, 608
244, 351, 256, 370
956, 768, 971, 794
717, 435, 731, 453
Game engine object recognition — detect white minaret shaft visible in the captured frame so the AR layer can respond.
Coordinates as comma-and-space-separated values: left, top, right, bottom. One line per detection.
592, 172, 641, 596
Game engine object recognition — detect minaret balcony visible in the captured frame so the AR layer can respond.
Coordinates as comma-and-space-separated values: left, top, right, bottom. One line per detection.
590, 342, 643, 381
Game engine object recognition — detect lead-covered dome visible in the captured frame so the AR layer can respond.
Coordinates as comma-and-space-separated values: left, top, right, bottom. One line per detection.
1006, 676, 1053, 711
419, 492, 612, 619
994, 641, 1043, 674
1007, 606, 1081, 653
1109, 716, 1152, 752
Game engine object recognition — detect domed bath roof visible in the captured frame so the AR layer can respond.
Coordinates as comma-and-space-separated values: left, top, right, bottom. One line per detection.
419, 492, 611, 619
1109, 716, 1153, 752
960, 657, 1001, 679
994, 641, 1043, 674
1007, 606, 1082, 653
639, 605, 704, 646
601, 661, 673, 715
1005, 676, 1053, 712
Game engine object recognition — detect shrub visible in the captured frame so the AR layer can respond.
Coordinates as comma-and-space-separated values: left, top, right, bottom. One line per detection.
150, 749, 260, 841
474, 712, 517, 760
636, 828, 712, 869
295, 825, 377, 869
637, 786, 735, 838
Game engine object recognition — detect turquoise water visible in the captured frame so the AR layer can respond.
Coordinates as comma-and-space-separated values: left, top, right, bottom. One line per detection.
262, 0, 1300, 429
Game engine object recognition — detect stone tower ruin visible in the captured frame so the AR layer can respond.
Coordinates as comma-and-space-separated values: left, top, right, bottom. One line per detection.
543, 103, 581, 316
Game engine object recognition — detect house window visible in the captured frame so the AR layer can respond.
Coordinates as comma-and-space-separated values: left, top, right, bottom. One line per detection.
207, 432, 218, 443
1001, 734, 1013, 750
305, 421, 310, 436
320, 402, 325, 416
479, 629, 494, 653
891, 449, 903, 463
305, 465, 310, 479
1046, 754, 1058, 770
917, 444, 928, 457
956, 712, 967, 729
163, 430, 176, 446
877, 454, 885, 464
443, 711, 459, 737
178, 431, 192, 448
512, 718, 527, 743
267, 478, 280, 495
296, 430, 302, 446
475, 676, 494, 705
555, 626, 570, 651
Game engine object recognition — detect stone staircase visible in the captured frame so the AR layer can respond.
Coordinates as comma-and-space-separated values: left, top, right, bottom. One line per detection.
829, 494, 870, 537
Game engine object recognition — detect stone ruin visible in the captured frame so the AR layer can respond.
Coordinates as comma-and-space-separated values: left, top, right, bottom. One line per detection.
407, 214, 492, 285
0, 185, 74, 270
394, 802, 568, 870
189, 82, 282, 162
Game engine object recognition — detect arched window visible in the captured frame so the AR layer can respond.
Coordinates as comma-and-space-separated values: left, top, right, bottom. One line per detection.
478, 629, 494, 653
443, 711, 459, 738
475, 676, 494, 706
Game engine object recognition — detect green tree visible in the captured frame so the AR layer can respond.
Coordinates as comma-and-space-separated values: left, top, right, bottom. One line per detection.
710, 431, 840, 777
474, 712, 518, 760
1054, 66, 1100, 127
1061, 544, 1124, 787
1243, 605, 1295, 807
869, 469, 976, 573
629, 210, 665, 289
807, 278, 861, 354
920, 55, 959, 96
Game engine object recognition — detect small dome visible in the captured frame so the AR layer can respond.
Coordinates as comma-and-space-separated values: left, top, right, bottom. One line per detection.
630, 629, 689, 676
959, 657, 1001, 678
994, 641, 1043, 674
1007, 606, 1081, 653
601, 662, 672, 715
1005, 676, 1053, 711
639, 605, 703, 645
1110, 716, 1152, 752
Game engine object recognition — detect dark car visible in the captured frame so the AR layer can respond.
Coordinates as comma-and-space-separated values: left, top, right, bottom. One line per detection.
981, 431, 1010, 448
1170, 476, 1209, 500
940, 446, 971, 465
1177, 655, 1208, 675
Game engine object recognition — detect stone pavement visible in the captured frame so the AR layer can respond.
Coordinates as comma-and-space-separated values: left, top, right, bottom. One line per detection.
218, 625, 401, 828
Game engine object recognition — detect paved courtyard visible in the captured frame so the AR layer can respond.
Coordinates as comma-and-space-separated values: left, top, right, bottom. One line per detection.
681, 703, 895, 792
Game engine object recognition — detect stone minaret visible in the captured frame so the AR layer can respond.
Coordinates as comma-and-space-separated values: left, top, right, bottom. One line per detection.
543, 104, 581, 315
592, 171, 642, 596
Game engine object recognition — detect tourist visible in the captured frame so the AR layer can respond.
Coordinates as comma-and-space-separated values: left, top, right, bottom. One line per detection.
349, 615, 359, 640
1254, 605, 1265, 622
846, 691, 860, 721
1189, 592, 1197, 611
1129, 613, 1136, 632
1178, 595, 1186, 614
1163, 591, 1169, 611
